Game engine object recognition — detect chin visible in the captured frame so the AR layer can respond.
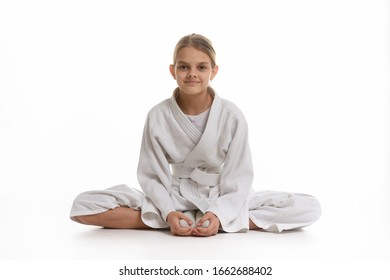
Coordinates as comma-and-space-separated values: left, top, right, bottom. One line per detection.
182, 90, 204, 96
180, 86, 207, 95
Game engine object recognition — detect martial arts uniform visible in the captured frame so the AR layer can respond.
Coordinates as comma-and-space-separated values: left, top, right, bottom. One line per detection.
70, 88, 321, 233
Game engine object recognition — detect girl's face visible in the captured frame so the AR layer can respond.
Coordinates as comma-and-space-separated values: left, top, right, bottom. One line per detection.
170, 46, 218, 97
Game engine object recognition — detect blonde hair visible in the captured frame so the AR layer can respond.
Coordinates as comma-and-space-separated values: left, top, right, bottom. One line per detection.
173, 33, 216, 67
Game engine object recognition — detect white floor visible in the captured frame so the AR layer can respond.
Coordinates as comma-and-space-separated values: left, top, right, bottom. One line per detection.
0, 187, 389, 261
1, 185, 390, 279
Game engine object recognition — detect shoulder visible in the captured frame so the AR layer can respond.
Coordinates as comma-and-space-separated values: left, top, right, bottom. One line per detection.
219, 97, 248, 124
146, 98, 171, 120
209, 87, 247, 122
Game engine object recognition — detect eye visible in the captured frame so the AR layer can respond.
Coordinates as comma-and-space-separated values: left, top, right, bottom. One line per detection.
177, 65, 188, 70
198, 65, 208, 71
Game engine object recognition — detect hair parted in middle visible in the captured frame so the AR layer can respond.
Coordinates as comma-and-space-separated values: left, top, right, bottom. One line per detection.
172, 33, 217, 68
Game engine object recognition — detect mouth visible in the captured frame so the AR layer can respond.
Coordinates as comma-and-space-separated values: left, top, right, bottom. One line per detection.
184, 80, 200, 85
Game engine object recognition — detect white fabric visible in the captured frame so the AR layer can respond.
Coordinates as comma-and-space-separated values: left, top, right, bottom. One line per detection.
70, 87, 321, 233
185, 108, 210, 133
70, 184, 144, 221
137, 87, 254, 232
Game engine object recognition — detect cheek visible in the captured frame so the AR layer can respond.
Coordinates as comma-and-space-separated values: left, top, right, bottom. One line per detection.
204, 73, 213, 81
176, 72, 187, 81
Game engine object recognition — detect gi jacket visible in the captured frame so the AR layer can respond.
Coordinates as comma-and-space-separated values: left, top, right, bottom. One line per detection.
138, 87, 254, 232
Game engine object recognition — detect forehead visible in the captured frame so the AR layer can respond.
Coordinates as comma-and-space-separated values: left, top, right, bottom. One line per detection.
176, 47, 211, 64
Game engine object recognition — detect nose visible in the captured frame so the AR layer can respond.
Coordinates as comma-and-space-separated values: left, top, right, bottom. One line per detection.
187, 70, 197, 78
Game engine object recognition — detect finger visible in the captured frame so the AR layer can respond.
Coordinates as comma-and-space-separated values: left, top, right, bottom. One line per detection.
196, 214, 212, 227
192, 230, 216, 237
169, 212, 193, 227
192, 228, 207, 237
196, 218, 210, 228
192, 226, 217, 237
179, 217, 194, 227
172, 226, 193, 236
173, 219, 191, 230
177, 213, 194, 226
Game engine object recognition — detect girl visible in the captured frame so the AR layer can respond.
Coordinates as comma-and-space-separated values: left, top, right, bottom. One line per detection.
70, 34, 321, 237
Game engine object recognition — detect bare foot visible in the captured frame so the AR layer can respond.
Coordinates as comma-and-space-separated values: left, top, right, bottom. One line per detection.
249, 219, 260, 230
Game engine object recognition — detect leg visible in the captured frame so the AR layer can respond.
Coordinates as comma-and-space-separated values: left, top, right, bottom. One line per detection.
70, 184, 146, 228
75, 207, 150, 229
248, 191, 321, 233
249, 219, 259, 230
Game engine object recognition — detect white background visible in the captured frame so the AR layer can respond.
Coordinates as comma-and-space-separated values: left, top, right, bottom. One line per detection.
0, 0, 389, 278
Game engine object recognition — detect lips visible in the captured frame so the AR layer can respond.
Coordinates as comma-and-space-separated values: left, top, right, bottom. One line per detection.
185, 80, 200, 85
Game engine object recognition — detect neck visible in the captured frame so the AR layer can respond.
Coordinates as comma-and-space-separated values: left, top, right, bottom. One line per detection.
176, 89, 213, 115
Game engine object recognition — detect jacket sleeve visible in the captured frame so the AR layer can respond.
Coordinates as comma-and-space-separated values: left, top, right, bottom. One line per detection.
137, 115, 176, 221
206, 112, 254, 229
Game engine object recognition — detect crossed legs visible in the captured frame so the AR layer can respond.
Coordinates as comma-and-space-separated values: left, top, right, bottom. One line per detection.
74, 206, 260, 230
74, 207, 150, 229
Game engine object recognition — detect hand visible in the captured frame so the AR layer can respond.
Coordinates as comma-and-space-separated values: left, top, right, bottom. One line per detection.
166, 211, 193, 236
192, 212, 220, 237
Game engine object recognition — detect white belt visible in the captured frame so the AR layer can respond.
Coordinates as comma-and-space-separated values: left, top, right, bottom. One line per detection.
171, 165, 221, 186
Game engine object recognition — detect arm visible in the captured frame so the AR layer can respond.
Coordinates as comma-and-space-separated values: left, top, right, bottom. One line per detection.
206, 112, 254, 231
137, 115, 176, 222
137, 115, 195, 236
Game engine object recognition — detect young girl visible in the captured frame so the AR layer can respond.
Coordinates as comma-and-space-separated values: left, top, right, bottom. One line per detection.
70, 34, 321, 237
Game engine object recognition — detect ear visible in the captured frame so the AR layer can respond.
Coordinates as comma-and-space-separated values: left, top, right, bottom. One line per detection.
211, 65, 219, 81
169, 64, 176, 80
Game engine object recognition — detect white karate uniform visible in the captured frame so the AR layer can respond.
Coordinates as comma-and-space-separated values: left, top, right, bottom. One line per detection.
70, 88, 321, 233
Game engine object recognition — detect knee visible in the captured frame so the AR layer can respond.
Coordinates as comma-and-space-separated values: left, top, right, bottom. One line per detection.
304, 195, 322, 222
